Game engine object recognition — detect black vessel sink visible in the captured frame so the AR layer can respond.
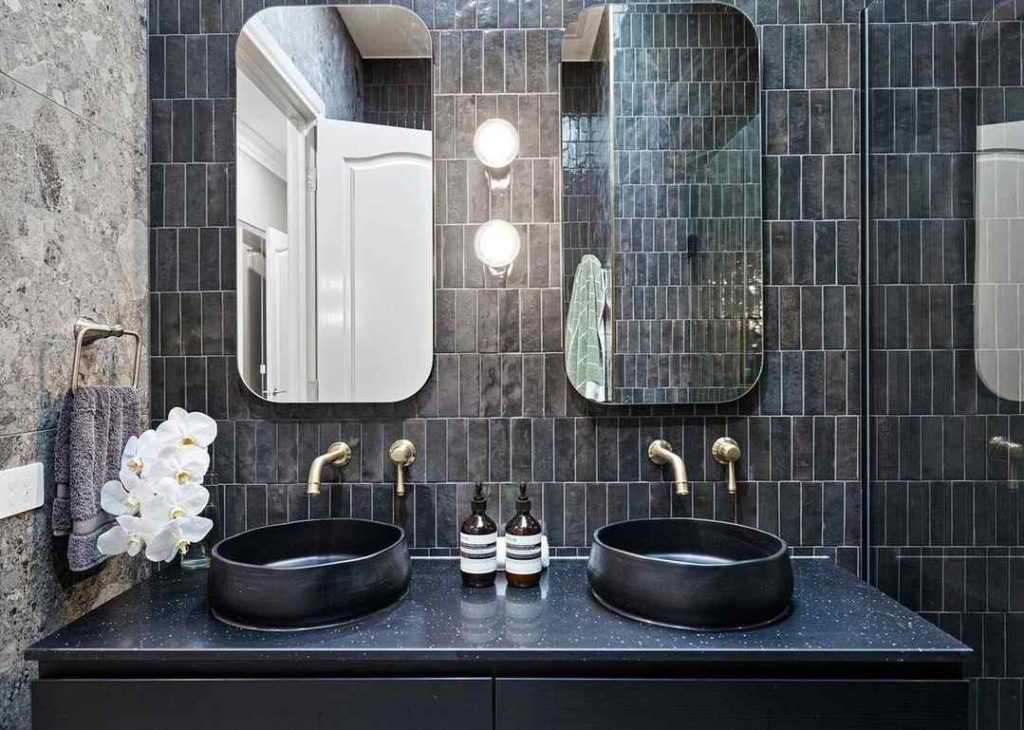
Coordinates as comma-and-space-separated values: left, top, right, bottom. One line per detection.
588, 518, 793, 630
209, 518, 410, 631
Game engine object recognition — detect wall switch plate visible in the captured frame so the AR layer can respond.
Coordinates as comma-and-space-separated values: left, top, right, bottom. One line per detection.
0, 462, 45, 519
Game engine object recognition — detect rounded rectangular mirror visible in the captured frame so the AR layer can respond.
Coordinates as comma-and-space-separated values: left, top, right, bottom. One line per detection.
236, 5, 433, 403
561, 3, 763, 405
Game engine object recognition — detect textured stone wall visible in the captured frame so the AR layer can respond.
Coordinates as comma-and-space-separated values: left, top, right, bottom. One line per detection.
0, 1, 151, 726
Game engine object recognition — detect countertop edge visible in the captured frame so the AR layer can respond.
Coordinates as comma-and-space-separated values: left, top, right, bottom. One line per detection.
26, 646, 972, 663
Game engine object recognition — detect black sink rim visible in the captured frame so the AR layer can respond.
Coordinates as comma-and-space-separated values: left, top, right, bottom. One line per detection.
588, 518, 795, 631
592, 517, 789, 568
211, 518, 406, 571
208, 518, 412, 631
209, 587, 410, 633
590, 587, 792, 632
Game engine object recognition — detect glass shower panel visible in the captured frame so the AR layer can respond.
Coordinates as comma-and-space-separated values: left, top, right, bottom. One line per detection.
866, 0, 1024, 727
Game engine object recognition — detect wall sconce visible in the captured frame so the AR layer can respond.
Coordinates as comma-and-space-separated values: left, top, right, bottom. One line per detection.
473, 118, 519, 190
474, 219, 521, 277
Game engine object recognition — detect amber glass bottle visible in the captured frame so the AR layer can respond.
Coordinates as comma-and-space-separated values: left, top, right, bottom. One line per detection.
504, 483, 542, 588
460, 483, 498, 587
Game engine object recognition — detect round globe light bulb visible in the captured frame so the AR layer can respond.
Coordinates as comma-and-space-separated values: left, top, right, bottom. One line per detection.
474, 219, 522, 272
473, 118, 520, 170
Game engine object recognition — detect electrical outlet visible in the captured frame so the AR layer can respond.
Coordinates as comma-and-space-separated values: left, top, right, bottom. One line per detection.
0, 462, 44, 519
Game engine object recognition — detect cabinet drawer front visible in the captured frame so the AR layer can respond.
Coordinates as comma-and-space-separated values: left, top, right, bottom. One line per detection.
496, 678, 968, 730
34, 678, 492, 730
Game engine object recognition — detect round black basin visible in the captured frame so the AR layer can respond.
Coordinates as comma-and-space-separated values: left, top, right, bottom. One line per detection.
588, 518, 793, 631
209, 518, 410, 631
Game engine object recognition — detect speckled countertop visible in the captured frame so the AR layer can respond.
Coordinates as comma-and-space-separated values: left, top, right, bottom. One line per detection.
27, 558, 968, 672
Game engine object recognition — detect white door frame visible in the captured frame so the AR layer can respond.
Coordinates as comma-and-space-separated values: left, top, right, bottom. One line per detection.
237, 18, 325, 400
236, 18, 326, 125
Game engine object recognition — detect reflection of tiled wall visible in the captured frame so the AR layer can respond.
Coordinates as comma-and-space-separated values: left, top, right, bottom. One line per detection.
147, 0, 861, 576
610, 4, 761, 403
866, 3, 1024, 727
562, 59, 612, 304
364, 59, 433, 130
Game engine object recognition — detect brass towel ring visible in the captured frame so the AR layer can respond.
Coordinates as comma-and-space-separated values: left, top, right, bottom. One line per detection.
69, 317, 142, 393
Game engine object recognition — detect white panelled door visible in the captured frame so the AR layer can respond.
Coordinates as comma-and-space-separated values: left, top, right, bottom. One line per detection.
316, 119, 433, 402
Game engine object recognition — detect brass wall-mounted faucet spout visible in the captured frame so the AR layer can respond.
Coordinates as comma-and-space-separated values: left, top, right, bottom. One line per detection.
388, 439, 416, 497
990, 436, 1024, 484
648, 440, 689, 497
306, 442, 352, 496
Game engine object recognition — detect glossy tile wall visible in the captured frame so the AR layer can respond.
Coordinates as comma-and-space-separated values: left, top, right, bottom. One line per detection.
147, 0, 861, 566
866, 0, 1024, 726
0, 2, 151, 726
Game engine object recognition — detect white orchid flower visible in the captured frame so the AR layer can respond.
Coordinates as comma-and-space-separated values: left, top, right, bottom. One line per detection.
100, 407, 219, 566
100, 479, 141, 516
97, 525, 132, 556
117, 465, 150, 495
147, 446, 210, 486
100, 467, 159, 517
156, 408, 217, 450
145, 516, 214, 562
97, 515, 162, 557
120, 430, 163, 477
143, 477, 210, 521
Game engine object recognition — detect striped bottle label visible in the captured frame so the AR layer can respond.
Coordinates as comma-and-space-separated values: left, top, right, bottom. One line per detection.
505, 533, 542, 576
460, 531, 497, 575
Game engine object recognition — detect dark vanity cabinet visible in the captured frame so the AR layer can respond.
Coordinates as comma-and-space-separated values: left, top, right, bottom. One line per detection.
494, 679, 968, 730
31, 675, 969, 730
33, 678, 491, 730
28, 561, 970, 730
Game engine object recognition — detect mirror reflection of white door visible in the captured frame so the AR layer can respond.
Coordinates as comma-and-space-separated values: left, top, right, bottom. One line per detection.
264, 226, 299, 399
316, 119, 433, 402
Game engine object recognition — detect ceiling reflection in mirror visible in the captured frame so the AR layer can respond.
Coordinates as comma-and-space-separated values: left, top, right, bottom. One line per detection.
236, 5, 433, 404
561, 3, 763, 405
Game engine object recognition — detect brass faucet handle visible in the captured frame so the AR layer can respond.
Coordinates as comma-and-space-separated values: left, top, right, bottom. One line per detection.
388, 439, 416, 466
388, 439, 416, 498
712, 437, 741, 494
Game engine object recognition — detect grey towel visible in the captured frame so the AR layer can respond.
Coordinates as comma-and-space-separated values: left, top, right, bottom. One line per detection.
52, 386, 141, 571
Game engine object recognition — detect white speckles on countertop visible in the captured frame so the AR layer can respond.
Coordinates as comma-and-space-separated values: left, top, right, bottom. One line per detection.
27, 558, 970, 670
